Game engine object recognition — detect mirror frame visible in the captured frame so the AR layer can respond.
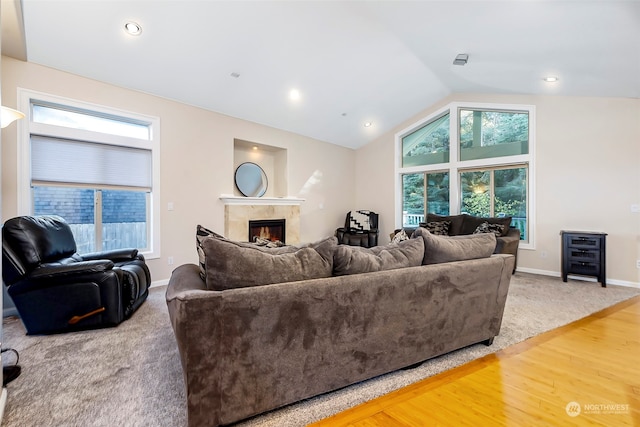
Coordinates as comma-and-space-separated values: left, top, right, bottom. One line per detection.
234, 162, 268, 197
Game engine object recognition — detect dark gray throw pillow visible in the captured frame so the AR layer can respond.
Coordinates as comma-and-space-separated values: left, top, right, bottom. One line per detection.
413, 227, 496, 265
202, 236, 337, 290
333, 237, 424, 276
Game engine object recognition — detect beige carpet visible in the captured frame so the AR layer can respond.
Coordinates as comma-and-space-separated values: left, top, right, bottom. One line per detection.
2, 273, 639, 427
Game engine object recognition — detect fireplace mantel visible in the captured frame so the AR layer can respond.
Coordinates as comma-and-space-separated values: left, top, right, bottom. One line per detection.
219, 194, 305, 206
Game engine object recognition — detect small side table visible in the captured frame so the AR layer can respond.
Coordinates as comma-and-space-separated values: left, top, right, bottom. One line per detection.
560, 231, 607, 287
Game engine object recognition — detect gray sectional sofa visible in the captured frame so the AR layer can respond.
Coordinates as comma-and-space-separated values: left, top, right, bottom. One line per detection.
166, 229, 515, 427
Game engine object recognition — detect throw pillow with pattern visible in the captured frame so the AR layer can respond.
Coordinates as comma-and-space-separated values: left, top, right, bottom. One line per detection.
391, 229, 409, 243
473, 221, 505, 236
421, 220, 451, 236
197, 225, 225, 280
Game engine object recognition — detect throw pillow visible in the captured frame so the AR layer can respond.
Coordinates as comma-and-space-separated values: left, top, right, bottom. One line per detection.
426, 213, 465, 235
419, 220, 451, 236
333, 237, 424, 276
413, 227, 496, 265
391, 229, 409, 243
202, 236, 337, 290
196, 225, 225, 280
473, 221, 505, 236
461, 215, 512, 237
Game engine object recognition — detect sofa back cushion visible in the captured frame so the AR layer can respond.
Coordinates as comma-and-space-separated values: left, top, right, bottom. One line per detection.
413, 227, 496, 265
333, 237, 424, 276
202, 236, 337, 290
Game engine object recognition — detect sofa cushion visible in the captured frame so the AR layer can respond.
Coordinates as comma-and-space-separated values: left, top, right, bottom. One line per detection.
413, 227, 496, 265
419, 220, 451, 236
333, 237, 424, 276
202, 236, 337, 290
426, 213, 465, 235
461, 215, 512, 237
196, 225, 225, 280
473, 221, 505, 236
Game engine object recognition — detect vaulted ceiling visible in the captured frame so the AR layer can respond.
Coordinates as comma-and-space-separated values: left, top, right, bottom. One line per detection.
3, 1, 639, 149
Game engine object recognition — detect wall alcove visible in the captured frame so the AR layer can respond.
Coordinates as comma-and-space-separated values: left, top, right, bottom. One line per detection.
233, 139, 287, 198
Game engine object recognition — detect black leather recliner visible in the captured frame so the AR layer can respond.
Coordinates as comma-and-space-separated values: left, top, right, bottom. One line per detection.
2, 215, 150, 335
335, 210, 379, 248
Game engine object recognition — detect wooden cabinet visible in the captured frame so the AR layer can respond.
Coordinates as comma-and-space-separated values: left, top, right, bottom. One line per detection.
561, 231, 607, 287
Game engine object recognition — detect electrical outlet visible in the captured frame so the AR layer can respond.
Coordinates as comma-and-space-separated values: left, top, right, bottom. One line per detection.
540, 251, 548, 259
636, 260, 640, 269
168, 256, 174, 266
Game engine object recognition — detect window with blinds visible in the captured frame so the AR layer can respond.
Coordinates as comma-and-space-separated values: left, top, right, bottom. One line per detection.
22, 93, 160, 256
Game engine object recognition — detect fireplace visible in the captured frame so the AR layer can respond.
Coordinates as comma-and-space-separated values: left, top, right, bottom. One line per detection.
248, 219, 286, 244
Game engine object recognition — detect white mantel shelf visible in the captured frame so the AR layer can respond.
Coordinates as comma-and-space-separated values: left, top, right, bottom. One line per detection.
219, 194, 305, 206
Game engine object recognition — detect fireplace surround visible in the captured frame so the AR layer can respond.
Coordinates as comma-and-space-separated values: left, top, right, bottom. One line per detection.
220, 195, 304, 244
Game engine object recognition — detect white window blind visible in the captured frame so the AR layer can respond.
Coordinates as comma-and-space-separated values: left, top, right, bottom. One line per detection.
31, 135, 152, 188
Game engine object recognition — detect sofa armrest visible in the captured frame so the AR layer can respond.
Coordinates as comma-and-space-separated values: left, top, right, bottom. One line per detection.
495, 227, 520, 272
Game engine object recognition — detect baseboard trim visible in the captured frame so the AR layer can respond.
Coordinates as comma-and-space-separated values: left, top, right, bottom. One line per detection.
2, 307, 19, 318
515, 268, 640, 289
150, 278, 169, 288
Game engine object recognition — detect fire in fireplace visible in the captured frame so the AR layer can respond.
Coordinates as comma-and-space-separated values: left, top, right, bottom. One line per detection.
248, 219, 286, 244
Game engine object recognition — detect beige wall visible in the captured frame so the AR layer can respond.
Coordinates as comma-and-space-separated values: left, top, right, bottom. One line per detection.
356, 93, 640, 286
1, 56, 356, 283
4, 56, 639, 286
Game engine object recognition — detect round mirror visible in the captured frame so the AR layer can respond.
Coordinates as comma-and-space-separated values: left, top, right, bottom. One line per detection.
234, 162, 268, 197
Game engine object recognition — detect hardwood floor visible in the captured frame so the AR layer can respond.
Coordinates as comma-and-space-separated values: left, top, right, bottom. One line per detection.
310, 295, 640, 426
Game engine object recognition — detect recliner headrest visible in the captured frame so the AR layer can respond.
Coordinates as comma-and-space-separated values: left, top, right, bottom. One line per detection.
2, 215, 77, 271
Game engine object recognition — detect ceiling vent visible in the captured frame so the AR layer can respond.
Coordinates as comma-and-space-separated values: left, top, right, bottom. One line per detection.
453, 54, 469, 66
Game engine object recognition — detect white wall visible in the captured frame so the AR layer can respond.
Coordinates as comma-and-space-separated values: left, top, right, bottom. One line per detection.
1, 56, 356, 283
356, 93, 640, 286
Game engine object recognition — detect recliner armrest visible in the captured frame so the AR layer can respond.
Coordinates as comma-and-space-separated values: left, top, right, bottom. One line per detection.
30, 260, 115, 280
7, 260, 118, 296
81, 248, 140, 262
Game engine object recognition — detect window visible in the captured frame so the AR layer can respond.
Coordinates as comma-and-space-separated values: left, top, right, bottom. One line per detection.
18, 90, 160, 257
460, 166, 528, 240
401, 113, 449, 167
401, 171, 449, 227
396, 102, 534, 247
459, 109, 528, 161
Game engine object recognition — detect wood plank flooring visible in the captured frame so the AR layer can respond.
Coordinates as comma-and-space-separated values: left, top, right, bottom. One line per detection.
310, 295, 640, 427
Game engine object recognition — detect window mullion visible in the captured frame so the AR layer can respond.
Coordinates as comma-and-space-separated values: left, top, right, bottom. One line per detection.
95, 190, 103, 251
489, 170, 495, 217
423, 173, 428, 218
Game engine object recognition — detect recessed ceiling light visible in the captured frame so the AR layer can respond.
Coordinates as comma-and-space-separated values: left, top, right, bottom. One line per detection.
364, 122, 372, 127
124, 21, 142, 36
252, 146, 258, 150
543, 76, 559, 82
289, 89, 301, 101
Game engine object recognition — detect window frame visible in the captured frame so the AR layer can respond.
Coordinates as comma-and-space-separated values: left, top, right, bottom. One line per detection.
17, 88, 161, 259
395, 101, 536, 249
